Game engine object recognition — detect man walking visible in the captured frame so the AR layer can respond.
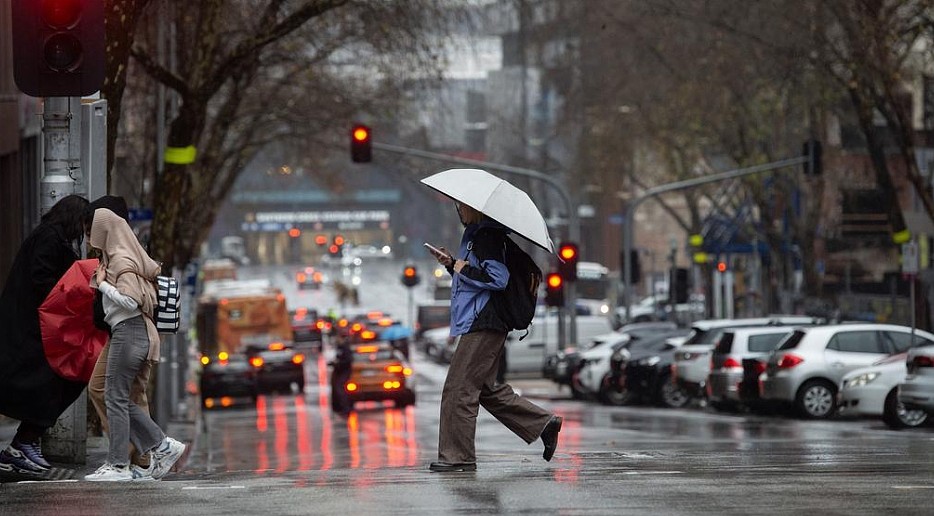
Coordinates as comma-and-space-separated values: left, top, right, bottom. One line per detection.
426, 201, 561, 472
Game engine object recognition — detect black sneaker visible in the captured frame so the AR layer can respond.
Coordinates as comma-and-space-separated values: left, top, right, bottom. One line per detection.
0, 445, 47, 475
11, 440, 51, 470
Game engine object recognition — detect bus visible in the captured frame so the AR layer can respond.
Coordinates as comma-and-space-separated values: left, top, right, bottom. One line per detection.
575, 262, 611, 316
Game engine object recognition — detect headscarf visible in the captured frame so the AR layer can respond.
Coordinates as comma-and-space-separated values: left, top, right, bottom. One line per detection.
88, 208, 162, 360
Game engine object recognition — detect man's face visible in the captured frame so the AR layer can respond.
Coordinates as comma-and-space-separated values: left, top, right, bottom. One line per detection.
455, 202, 479, 226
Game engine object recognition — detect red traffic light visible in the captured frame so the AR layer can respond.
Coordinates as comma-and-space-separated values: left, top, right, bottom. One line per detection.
401, 265, 420, 287
288, 228, 301, 238
351, 124, 372, 163
334, 235, 345, 246
315, 234, 327, 246
404, 266, 416, 278
559, 245, 577, 262
557, 241, 578, 281
717, 261, 728, 273
547, 272, 563, 288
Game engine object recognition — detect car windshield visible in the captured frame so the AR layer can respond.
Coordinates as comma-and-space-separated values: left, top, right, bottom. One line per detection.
748, 332, 791, 352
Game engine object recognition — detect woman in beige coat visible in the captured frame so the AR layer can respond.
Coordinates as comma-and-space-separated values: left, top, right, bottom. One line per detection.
84, 208, 185, 482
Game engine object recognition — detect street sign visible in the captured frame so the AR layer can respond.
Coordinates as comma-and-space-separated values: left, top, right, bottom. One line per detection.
902, 242, 919, 275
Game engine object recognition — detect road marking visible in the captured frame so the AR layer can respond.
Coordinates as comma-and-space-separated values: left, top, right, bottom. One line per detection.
16, 479, 79, 484
892, 485, 934, 490
182, 485, 247, 490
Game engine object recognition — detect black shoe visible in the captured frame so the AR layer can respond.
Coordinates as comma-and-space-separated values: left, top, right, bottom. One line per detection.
540, 415, 562, 462
429, 461, 477, 473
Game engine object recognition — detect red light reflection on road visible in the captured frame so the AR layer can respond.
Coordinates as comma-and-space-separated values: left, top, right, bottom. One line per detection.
406, 406, 418, 466
273, 396, 291, 472
552, 417, 580, 484
256, 395, 268, 433
348, 412, 360, 469
295, 396, 313, 471
361, 416, 384, 470
256, 439, 269, 473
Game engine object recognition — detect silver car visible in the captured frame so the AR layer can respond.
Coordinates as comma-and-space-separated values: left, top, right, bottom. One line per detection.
707, 327, 796, 411
760, 324, 934, 419
898, 344, 934, 414
673, 316, 820, 401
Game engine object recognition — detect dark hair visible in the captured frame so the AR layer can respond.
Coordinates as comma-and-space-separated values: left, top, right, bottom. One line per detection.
83, 195, 130, 233
42, 194, 90, 241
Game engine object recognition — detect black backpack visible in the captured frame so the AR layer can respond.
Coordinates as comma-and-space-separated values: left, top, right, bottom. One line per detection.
476, 229, 542, 334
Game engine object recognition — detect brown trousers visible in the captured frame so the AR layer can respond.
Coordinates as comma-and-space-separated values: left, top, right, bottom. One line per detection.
89, 339, 153, 466
438, 330, 553, 464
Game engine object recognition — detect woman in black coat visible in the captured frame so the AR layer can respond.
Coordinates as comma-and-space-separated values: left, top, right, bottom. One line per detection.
0, 194, 89, 474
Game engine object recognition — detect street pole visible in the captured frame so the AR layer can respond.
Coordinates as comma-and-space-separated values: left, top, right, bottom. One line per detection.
373, 142, 581, 345
623, 156, 807, 322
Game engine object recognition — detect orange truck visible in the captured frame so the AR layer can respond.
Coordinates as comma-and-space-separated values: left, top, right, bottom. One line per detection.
196, 280, 294, 358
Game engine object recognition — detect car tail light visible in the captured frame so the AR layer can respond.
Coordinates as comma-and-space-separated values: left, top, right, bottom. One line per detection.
218, 351, 229, 361
346, 382, 358, 392
912, 355, 934, 368
403, 367, 412, 376
292, 354, 305, 365
356, 345, 378, 353
360, 330, 376, 340
316, 320, 326, 330
722, 357, 742, 370
378, 318, 393, 327
220, 396, 233, 408
351, 323, 363, 333
250, 357, 264, 368
296, 273, 306, 282
204, 398, 216, 408
386, 365, 404, 373
754, 360, 767, 374
312, 272, 323, 282
777, 354, 803, 369
200, 356, 210, 366
382, 380, 401, 390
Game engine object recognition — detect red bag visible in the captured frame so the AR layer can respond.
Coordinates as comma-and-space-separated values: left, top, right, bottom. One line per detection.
38, 259, 108, 382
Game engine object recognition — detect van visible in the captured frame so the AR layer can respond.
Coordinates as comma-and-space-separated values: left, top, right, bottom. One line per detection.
506, 313, 612, 376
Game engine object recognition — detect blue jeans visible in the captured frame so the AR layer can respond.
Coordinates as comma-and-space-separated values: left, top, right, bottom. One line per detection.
105, 316, 163, 466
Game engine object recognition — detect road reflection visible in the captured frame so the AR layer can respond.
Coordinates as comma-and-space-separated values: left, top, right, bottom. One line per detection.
221, 354, 420, 474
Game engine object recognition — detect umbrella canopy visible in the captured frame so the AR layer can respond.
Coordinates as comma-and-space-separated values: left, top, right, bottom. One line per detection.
421, 168, 555, 253
38, 259, 108, 383
380, 325, 413, 341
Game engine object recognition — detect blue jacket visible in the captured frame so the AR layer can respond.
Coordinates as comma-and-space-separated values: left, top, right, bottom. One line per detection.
448, 221, 510, 336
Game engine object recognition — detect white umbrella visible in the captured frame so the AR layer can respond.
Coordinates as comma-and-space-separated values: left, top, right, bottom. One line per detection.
421, 168, 555, 253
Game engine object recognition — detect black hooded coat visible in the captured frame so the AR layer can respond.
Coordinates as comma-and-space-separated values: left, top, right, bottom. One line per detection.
0, 223, 86, 427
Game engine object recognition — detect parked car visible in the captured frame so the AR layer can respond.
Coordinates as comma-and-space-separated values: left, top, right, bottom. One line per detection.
506, 313, 612, 376
415, 302, 451, 348
200, 353, 257, 409
760, 324, 934, 419
623, 334, 691, 408
603, 330, 691, 406
672, 316, 822, 403
573, 323, 681, 402
898, 344, 934, 415
422, 326, 455, 363
707, 327, 798, 412
245, 343, 306, 394
838, 352, 929, 429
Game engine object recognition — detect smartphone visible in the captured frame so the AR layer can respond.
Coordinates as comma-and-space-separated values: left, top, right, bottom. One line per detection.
424, 242, 445, 256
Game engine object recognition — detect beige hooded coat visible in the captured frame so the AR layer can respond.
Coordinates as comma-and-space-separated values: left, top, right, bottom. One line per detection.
88, 208, 162, 360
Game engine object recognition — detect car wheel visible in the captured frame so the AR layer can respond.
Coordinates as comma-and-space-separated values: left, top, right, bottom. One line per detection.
795, 379, 836, 419
882, 389, 928, 429
658, 375, 690, 408
598, 374, 632, 406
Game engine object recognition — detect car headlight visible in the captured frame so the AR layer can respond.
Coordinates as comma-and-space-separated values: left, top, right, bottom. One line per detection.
639, 356, 661, 367
844, 372, 880, 389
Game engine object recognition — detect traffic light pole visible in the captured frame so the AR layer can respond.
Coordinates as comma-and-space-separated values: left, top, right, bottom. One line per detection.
622, 156, 807, 322
372, 142, 582, 345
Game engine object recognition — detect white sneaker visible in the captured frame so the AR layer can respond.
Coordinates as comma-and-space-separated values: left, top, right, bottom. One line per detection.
84, 463, 132, 482
150, 437, 185, 479
130, 463, 156, 481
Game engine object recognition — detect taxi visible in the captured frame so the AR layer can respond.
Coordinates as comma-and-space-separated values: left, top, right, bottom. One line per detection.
339, 341, 416, 408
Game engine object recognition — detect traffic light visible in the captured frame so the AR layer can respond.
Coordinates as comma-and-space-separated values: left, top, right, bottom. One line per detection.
12, 0, 106, 97
716, 261, 728, 273
621, 249, 641, 284
671, 267, 689, 304
401, 264, 420, 288
545, 272, 564, 307
557, 242, 578, 282
802, 139, 822, 176
351, 124, 372, 163
314, 234, 327, 246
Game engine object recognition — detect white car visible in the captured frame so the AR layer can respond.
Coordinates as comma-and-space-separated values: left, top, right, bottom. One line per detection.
760, 324, 934, 419
838, 352, 928, 429
575, 332, 631, 397
898, 344, 934, 415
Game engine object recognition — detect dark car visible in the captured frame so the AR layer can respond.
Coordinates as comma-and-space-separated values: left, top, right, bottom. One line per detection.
622, 334, 692, 408
200, 352, 257, 409
605, 330, 690, 405
290, 308, 323, 350
246, 343, 306, 394
415, 302, 451, 353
